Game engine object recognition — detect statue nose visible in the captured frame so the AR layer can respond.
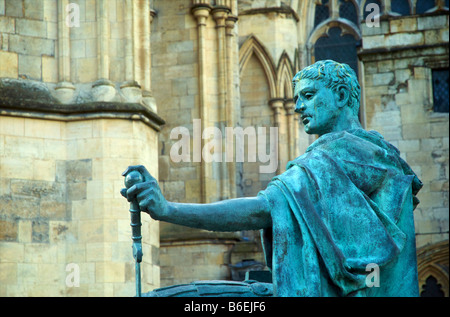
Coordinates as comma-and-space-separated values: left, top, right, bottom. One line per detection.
295, 101, 305, 113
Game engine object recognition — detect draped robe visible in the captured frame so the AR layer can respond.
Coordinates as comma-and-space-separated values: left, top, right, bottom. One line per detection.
259, 129, 422, 297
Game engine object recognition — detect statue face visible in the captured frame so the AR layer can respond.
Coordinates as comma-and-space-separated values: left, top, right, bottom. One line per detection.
294, 78, 340, 136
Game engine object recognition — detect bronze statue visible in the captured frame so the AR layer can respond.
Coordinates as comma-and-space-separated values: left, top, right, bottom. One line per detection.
121, 60, 422, 297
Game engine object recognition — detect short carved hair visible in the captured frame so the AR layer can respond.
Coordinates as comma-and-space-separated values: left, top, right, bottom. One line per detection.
292, 60, 361, 116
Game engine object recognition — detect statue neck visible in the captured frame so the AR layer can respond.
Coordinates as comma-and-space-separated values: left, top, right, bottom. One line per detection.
319, 112, 362, 137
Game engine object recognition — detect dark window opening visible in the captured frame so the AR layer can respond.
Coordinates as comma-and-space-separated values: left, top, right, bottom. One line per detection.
339, 0, 358, 25
421, 275, 445, 297
314, 0, 330, 27
432, 68, 449, 113
391, 0, 411, 15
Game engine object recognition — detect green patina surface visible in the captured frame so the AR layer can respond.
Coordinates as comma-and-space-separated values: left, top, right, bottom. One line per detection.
122, 60, 422, 297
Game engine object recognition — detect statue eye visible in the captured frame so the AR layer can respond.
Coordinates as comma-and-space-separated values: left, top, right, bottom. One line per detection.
305, 92, 314, 100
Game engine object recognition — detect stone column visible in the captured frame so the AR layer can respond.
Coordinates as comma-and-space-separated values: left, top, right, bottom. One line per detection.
142, 8, 158, 113
121, 0, 156, 112
284, 99, 296, 160
192, 3, 212, 203
92, 0, 115, 102
225, 12, 238, 199
121, 0, 141, 105
269, 98, 284, 174
97, 0, 109, 80
140, 0, 152, 94
212, 5, 230, 200
124, 0, 134, 83
55, 0, 75, 103
132, 0, 151, 96
212, 6, 229, 123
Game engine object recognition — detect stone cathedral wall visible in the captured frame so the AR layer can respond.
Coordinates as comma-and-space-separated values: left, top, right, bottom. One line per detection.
0, 0, 448, 297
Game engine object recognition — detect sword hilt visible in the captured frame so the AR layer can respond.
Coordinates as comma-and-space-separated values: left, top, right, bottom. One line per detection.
124, 170, 144, 263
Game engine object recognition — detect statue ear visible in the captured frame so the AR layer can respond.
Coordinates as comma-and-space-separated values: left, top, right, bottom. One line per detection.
336, 85, 350, 108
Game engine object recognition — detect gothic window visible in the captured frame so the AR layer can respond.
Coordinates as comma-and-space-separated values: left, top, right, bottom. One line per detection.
314, 27, 359, 77
339, 0, 358, 25
432, 68, 449, 113
314, 0, 330, 27
391, 0, 411, 15
310, 1, 363, 121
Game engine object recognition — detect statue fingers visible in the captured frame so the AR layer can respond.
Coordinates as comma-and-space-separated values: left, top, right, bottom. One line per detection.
120, 188, 128, 200
125, 182, 146, 202
126, 182, 159, 206
122, 165, 155, 183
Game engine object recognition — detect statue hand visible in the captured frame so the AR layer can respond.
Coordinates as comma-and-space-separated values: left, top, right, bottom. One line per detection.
121, 165, 168, 221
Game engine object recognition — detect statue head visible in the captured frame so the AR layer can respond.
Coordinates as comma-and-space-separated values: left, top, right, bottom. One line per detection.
292, 60, 361, 136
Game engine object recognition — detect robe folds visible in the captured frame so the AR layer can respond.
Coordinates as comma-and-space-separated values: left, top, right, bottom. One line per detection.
258, 129, 423, 297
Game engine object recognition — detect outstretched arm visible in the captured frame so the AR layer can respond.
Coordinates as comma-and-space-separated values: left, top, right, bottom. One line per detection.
163, 197, 271, 231
122, 165, 272, 232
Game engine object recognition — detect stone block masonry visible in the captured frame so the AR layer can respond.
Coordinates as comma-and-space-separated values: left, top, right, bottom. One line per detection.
0, 114, 162, 296
360, 12, 449, 250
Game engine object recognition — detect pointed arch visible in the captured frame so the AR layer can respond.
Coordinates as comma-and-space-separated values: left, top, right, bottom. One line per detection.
417, 240, 449, 297
239, 35, 277, 99
276, 51, 295, 99
308, 18, 361, 46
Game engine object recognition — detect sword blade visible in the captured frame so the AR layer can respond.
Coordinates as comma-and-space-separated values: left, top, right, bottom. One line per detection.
136, 261, 141, 297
